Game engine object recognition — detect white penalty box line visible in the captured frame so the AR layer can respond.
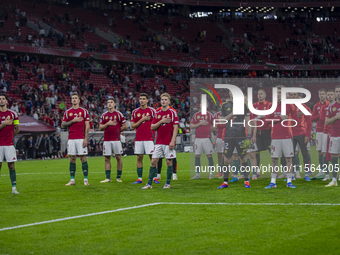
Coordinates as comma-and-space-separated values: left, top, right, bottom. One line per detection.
1, 202, 340, 232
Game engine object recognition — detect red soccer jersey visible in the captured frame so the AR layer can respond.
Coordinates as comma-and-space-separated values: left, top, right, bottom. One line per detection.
62, 107, 90, 140
312, 100, 329, 132
0, 110, 19, 146
152, 108, 178, 145
214, 111, 225, 139
266, 104, 298, 139
326, 102, 340, 137
100, 110, 126, 141
131, 107, 156, 141
322, 104, 332, 134
191, 111, 214, 139
252, 100, 272, 131
293, 103, 311, 137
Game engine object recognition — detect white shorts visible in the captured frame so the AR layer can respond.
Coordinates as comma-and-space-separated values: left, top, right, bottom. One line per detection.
134, 141, 154, 155
103, 141, 123, 156
296, 142, 311, 152
68, 139, 88, 156
216, 138, 223, 153
321, 133, 329, 154
270, 139, 294, 158
194, 138, 214, 155
0, 146, 17, 163
152, 144, 176, 159
316, 132, 323, 151
329, 136, 340, 154
247, 142, 258, 153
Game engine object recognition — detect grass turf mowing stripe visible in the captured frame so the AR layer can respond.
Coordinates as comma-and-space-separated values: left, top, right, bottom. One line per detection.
2, 202, 340, 232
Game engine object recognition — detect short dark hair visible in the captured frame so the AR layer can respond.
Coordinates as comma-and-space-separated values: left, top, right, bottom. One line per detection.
318, 88, 327, 93
71, 92, 79, 98
139, 93, 149, 99
327, 89, 334, 93
107, 96, 115, 102
335, 85, 340, 90
0, 93, 8, 101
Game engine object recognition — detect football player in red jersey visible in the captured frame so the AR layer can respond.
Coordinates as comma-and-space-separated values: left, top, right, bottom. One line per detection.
62, 92, 90, 186
0, 93, 20, 194
99, 96, 127, 183
318, 89, 335, 181
311, 88, 329, 177
131, 93, 156, 184
260, 85, 298, 189
155, 105, 178, 181
190, 108, 215, 180
142, 93, 179, 189
325, 85, 340, 187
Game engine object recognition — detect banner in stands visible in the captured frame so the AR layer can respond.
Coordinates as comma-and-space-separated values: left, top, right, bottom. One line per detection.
19, 115, 57, 133
309, 39, 323, 44
1, 43, 339, 71
233, 38, 244, 44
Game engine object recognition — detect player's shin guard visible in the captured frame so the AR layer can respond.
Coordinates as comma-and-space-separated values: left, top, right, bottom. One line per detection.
232, 159, 240, 176
148, 167, 157, 185
173, 158, 177, 173
331, 157, 339, 181
137, 167, 143, 179
322, 156, 329, 174
223, 164, 230, 182
208, 157, 214, 173
281, 156, 286, 167
82, 161, 88, 179
157, 159, 163, 174
319, 154, 323, 170
117, 170, 122, 179
242, 161, 250, 181
106, 170, 111, 179
195, 157, 201, 173
9, 169, 16, 187
70, 162, 76, 179
256, 152, 260, 168
167, 166, 173, 184
294, 154, 300, 174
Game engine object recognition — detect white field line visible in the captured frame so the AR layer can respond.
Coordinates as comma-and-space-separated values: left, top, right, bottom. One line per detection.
1, 202, 340, 232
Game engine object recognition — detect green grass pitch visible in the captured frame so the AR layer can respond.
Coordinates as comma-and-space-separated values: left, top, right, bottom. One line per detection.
1, 146, 340, 255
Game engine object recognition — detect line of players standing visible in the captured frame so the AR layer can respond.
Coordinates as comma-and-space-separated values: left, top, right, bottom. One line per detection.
190, 85, 340, 189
